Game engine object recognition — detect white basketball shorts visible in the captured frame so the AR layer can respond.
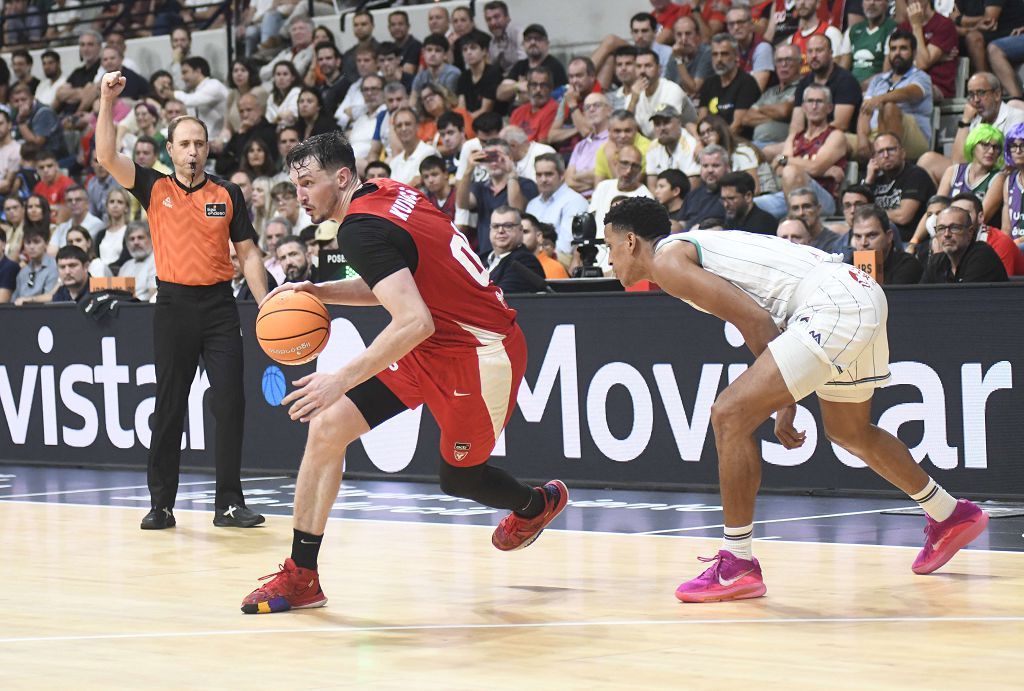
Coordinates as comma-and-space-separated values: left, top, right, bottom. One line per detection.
767, 263, 891, 404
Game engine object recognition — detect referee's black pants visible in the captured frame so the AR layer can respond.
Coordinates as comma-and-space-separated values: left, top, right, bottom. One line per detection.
148, 280, 246, 510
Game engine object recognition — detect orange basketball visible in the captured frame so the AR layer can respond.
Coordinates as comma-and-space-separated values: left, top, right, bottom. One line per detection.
256, 289, 331, 365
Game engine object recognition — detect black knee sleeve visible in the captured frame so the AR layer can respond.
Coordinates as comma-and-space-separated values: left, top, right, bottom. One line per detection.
438, 462, 533, 511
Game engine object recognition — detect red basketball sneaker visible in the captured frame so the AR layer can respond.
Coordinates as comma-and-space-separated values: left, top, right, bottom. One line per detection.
241, 558, 328, 614
492, 480, 568, 551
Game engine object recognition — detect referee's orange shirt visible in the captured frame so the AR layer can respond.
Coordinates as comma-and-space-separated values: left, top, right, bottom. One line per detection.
129, 163, 257, 285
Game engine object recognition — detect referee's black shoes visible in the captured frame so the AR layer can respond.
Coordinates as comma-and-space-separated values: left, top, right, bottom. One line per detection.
141, 507, 176, 530
213, 504, 266, 528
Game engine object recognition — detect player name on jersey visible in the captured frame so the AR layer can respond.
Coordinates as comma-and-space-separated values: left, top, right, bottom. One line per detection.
389, 186, 420, 222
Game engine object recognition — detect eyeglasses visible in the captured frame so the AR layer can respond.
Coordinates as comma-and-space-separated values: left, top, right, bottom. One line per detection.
582, 102, 606, 111
935, 224, 970, 235
966, 88, 996, 101
618, 160, 642, 170
527, 81, 551, 89
874, 146, 899, 157
491, 222, 521, 231
1011, 142, 1024, 152
976, 141, 1001, 151
27, 269, 36, 289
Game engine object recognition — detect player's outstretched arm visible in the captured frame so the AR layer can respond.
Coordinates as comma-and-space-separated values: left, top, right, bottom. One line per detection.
94, 72, 136, 189
652, 242, 780, 356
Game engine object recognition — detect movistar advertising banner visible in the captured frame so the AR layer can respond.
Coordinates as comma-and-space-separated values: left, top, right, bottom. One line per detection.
1, 286, 1021, 498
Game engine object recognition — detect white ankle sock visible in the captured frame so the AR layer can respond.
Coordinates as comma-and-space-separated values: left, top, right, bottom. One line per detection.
721, 524, 754, 561
910, 479, 958, 522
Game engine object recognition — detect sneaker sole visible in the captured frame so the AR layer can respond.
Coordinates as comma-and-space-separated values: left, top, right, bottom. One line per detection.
213, 516, 267, 528
140, 520, 176, 530
912, 511, 990, 575
495, 480, 569, 552
241, 596, 328, 615
675, 582, 767, 603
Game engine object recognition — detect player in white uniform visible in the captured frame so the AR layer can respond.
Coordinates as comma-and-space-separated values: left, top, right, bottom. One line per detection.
602, 197, 989, 603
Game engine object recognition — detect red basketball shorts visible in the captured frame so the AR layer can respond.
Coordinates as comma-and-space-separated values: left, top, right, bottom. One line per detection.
375, 324, 527, 467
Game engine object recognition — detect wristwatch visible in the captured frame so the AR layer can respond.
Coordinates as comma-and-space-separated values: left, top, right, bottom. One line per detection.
957, 121, 971, 128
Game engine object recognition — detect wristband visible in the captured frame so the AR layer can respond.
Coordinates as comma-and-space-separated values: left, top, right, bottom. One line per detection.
957, 121, 971, 128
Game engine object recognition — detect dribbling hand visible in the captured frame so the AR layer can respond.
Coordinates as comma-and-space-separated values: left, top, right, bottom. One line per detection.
101, 72, 126, 101
260, 281, 318, 307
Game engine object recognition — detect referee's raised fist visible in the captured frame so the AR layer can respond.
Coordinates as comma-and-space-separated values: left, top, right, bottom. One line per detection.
101, 71, 126, 99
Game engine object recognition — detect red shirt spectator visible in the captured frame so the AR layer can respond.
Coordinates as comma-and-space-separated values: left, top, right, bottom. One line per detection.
898, 12, 958, 99
33, 153, 75, 218
511, 99, 558, 142
982, 226, 1024, 276
651, 1, 692, 30
511, 68, 559, 142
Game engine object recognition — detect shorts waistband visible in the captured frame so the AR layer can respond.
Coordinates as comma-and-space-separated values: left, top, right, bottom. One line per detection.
788, 261, 844, 319
156, 279, 232, 294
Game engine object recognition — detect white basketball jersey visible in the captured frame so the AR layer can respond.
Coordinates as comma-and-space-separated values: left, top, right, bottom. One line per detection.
656, 230, 843, 327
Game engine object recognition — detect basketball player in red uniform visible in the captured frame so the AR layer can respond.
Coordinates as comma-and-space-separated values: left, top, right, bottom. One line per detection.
241, 131, 567, 614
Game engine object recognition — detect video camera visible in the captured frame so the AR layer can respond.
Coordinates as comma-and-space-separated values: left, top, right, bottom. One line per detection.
570, 211, 605, 278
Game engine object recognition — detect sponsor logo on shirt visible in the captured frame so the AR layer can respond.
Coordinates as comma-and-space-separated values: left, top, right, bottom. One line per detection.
205, 203, 227, 218
163, 197, 173, 209
453, 442, 471, 462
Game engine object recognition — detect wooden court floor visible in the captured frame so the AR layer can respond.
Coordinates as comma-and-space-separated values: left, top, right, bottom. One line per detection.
1, 501, 1021, 690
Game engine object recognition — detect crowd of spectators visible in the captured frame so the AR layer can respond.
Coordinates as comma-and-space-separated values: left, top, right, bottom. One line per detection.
3, 0, 1024, 304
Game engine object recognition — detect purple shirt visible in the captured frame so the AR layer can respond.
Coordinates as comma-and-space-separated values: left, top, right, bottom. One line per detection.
568, 129, 609, 175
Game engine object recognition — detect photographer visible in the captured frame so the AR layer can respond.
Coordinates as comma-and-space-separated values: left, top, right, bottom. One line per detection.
485, 206, 546, 293
455, 137, 539, 258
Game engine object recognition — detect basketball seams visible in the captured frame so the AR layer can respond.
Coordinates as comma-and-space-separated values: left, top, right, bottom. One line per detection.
255, 307, 330, 327
257, 327, 329, 343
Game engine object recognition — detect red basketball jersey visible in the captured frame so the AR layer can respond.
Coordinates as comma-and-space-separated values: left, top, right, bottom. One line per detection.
342, 178, 518, 353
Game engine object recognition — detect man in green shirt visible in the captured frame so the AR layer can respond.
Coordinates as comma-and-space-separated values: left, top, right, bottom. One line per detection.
837, 0, 897, 85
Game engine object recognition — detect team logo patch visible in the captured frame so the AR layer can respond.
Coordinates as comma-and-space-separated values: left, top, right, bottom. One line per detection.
453, 442, 471, 462
205, 203, 227, 217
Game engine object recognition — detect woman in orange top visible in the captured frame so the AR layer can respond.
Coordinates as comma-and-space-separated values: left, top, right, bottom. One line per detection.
416, 83, 474, 145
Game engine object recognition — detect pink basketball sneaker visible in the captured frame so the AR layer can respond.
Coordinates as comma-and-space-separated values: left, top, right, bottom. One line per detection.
912, 499, 989, 575
675, 550, 767, 603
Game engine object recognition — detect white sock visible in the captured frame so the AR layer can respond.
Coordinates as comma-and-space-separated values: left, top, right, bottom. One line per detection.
721, 524, 754, 561
910, 478, 958, 523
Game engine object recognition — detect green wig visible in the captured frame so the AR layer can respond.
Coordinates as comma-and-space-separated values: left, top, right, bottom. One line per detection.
964, 123, 1005, 171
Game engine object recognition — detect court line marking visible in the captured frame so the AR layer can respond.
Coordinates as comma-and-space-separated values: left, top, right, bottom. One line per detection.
0, 476, 289, 500
2, 615, 1022, 645
636, 507, 907, 535
2, 498, 1023, 556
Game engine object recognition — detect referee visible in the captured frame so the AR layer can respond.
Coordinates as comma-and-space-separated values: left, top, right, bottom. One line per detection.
96, 71, 269, 530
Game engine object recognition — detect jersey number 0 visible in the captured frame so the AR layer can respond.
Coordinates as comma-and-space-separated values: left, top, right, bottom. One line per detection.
449, 224, 489, 287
